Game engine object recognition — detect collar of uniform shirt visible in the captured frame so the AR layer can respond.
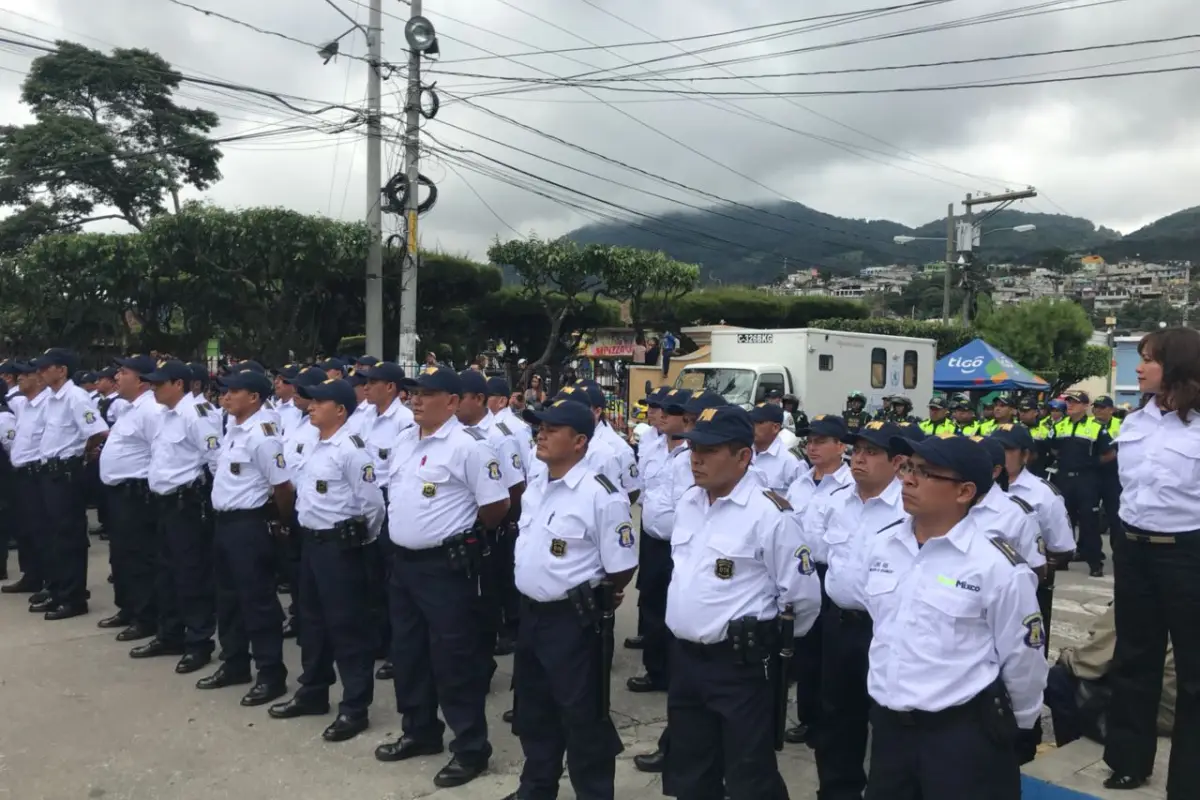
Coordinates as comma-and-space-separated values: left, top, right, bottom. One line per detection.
130, 388, 157, 408
419, 415, 460, 440
894, 512, 974, 555
545, 457, 590, 488
808, 461, 851, 487
312, 423, 352, 448
755, 434, 785, 458
688, 467, 756, 509
1139, 395, 1198, 423
1008, 467, 1040, 492
852, 476, 904, 509
232, 405, 272, 431
51, 378, 77, 400
30, 387, 51, 407
668, 439, 690, 456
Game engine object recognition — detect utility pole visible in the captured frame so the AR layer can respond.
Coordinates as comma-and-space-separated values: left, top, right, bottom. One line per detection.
943, 202, 954, 324
364, 0, 384, 359
960, 187, 1038, 325
397, 0, 423, 367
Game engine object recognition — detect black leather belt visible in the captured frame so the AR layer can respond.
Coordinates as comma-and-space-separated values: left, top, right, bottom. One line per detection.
878, 699, 979, 728
830, 604, 871, 624
1124, 523, 1200, 544
213, 505, 268, 521
521, 594, 573, 612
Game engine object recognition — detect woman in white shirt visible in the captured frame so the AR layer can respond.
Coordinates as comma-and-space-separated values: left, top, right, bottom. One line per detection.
1103, 327, 1200, 797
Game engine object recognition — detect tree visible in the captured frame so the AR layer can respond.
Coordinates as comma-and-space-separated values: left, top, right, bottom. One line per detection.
810, 317, 975, 357
973, 298, 1108, 395
593, 245, 699, 337
0, 42, 221, 237
661, 288, 865, 329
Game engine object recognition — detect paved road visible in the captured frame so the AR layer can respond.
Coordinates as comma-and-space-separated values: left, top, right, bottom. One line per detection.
0, 534, 1109, 800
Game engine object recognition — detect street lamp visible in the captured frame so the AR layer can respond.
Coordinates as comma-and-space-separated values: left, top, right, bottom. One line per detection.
891, 224, 1035, 245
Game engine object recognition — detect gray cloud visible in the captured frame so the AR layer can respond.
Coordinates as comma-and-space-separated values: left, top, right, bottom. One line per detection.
0, 0, 1194, 257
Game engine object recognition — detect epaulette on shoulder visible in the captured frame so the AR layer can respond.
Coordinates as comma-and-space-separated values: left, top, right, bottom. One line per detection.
762, 490, 792, 512
988, 535, 1026, 567
1008, 495, 1034, 514
831, 483, 852, 495
463, 427, 486, 441
349, 434, 365, 448
878, 518, 905, 534
261, 422, 277, 436
496, 421, 512, 436
1039, 477, 1062, 496
595, 474, 619, 494
194, 403, 209, 417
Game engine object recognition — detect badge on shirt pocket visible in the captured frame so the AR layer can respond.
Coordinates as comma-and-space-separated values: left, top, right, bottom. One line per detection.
714, 558, 734, 579
550, 538, 567, 557
422, 482, 436, 498
230, 463, 241, 475
379, 448, 390, 460
315, 480, 328, 494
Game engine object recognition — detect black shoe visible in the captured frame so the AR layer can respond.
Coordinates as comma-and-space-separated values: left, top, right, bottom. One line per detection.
195, 665, 253, 690
97, 611, 132, 629
375, 661, 393, 681
1103, 774, 1148, 790
493, 636, 515, 656
29, 598, 56, 613
267, 695, 329, 719
502, 708, 514, 724
130, 638, 186, 659
626, 674, 667, 693
624, 635, 645, 650
374, 735, 444, 762
115, 623, 155, 642
1, 576, 40, 593
1089, 565, 1105, 578
633, 748, 666, 773
783, 724, 809, 744
241, 681, 287, 707
29, 590, 50, 605
433, 755, 487, 788
281, 618, 297, 639
45, 602, 87, 620
106, 572, 113, 582
322, 714, 368, 742
175, 652, 212, 674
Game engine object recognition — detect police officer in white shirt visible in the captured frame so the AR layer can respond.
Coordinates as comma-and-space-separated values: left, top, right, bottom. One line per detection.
574, 381, 641, 502
971, 436, 1047, 571
749, 402, 805, 493
625, 387, 669, 653
272, 365, 305, 435
864, 434, 1047, 800
33, 348, 109, 620
186, 362, 212, 409
374, 367, 510, 789
0, 383, 16, 583
267, 379, 385, 743
139, 360, 222, 673
195, 368, 295, 706
99, 355, 164, 641
0, 360, 26, 418
782, 414, 853, 746
341, 368, 372, 438
664, 405, 821, 800
96, 366, 130, 426
3, 363, 49, 597
505, 399, 637, 800
804, 420, 906, 799
487, 376, 533, 470
486, 374, 531, 654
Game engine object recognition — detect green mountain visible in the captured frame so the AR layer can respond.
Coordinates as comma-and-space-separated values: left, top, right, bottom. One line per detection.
1095, 206, 1200, 262
565, 201, 1123, 285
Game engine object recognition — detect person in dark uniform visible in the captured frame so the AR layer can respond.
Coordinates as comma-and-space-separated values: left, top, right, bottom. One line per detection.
1018, 398, 1053, 478
1049, 391, 1113, 578
919, 396, 956, 436
1090, 395, 1123, 554
268, 378, 385, 743
843, 391, 869, 434
504, 398, 637, 800
195, 368, 295, 706
950, 394, 980, 435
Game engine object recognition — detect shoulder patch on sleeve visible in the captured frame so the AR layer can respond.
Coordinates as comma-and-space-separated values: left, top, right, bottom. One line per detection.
349, 434, 365, 448
1039, 477, 1062, 496
194, 403, 209, 417
496, 422, 512, 436
261, 422, 277, 436
1008, 495, 1034, 514
594, 474, 619, 494
988, 535, 1026, 566
762, 490, 792, 511
463, 427, 485, 441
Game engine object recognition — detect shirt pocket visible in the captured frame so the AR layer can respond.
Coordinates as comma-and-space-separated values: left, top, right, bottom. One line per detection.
415, 463, 452, 507
309, 462, 343, 497
1158, 437, 1200, 484
863, 570, 898, 618
546, 514, 589, 560
704, 532, 758, 585
914, 586, 984, 656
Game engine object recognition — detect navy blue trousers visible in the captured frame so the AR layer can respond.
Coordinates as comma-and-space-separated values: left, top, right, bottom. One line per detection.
156, 495, 215, 654
213, 509, 286, 682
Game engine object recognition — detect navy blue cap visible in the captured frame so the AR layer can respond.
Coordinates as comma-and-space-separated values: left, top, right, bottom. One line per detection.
764, 388, 783, 400
554, 385, 591, 407
486, 376, 511, 397
1093, 394, 1114, 408
354, 355, 380, 368
1063, 390, 1089, 404
895, 421, 926, 442
1017, 397, 1039, 412
346, 368, 368, 388
220, 369, 274, 397
890, 434, 995, 496
750, 402, 784, 425
459, 369, 489, 396
843, 420, 904, 451
661, 388, 693, 413
972, 435, 1006, 468
802, 414, 848, 439
989, 423, 1035, 451
0, 360, 20, 376
276, 363, 301, 381
316, 358, 346, 374
78, 370, 98, 384
297, 378, 357, 413
141, 359, 193, 384
293, 366, 327, 388
114, 354, 158, 376
682, 390, 728, 416
415, 367, 462, 394
578, 381, 606, 409
97, 366, 117, 380
187, 362, 209, 385
233, 360, 266, 375
34, 347, 76, 370
12, 361, 37, 375
645, 387, 669, 408
679, 405, 754, 448
363, 362, 409, 386
523, 397, 595, 439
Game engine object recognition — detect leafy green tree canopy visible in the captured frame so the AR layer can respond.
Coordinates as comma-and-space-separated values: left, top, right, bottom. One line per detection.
974, 298, 1107, 395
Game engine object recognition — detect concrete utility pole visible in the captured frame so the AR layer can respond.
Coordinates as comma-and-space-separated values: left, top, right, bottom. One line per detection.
364, 0, 384, 359
960, 187, 1038, 325
943, 202, 954, 324
397, 0, 422, 367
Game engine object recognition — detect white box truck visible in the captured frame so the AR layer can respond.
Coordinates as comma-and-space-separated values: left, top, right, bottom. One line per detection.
673, 327, 937, 417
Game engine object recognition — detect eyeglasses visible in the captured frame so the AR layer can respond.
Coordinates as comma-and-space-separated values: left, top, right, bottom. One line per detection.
898, 460, 967, 483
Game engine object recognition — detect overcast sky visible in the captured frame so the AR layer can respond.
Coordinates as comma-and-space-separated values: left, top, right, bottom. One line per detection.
0, 0, 1195, 260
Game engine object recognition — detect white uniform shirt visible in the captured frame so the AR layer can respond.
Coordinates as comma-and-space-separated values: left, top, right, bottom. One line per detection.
469, 411, 525, 490
640, 440, 690, 541
283, 416, 321, 474
386, 417, 510, 549
515, 460, 637, 602
786, 463, 853, 540
750, 435, 805, 494
6, 384, 26, 418
497, 406, 535, 468
341, 401, 371, 439
10, 388, 49, 467
148, 398, 222, 494
635, 427, 667, 509
527, 437, 623, 488
863, 516, 1048, 729
275, 398, 304, 437
363, 398, 415, 484
211, 407, 289, 511
1116, 398, 1200, 533
294, 426, 386, 539
1008, 468, 1075, 554
99, 390, 162, 485
970, 484, 1046, 570
0, 407, 16, 455
39, 379, 109, 461
491, 415, 529, 481
595, 421, 640, 493
101, 392, 130, 425
666, 472, 821, 644
819, 480, 907, 611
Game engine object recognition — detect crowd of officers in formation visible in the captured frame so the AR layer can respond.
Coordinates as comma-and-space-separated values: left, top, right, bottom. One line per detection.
0, 342, 1185, 800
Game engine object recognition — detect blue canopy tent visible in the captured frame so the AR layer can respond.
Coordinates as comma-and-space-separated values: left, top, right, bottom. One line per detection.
933, 339, 1050, 392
